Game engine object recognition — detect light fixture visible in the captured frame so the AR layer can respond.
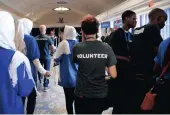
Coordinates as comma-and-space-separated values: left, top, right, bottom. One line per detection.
53, 6, 70, 11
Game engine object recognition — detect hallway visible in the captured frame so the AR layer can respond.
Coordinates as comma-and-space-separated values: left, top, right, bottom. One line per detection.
33, 66, 113, 114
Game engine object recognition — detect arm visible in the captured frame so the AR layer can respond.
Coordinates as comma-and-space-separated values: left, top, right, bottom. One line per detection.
33, 59, 47, 75
72, 45, 78, 63
154, 41, 164, 76
108, 65, 117, 79
48, 37, 56, 52
54, 40, 66, 62
28, 37, 49, 76
106, 45, 117, 79
151, 25, 163, 54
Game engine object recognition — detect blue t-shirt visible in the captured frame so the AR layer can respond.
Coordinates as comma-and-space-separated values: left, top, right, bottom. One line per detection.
154, 37, 170, 79
24, 34, 40, 83
36, 34, 53, 59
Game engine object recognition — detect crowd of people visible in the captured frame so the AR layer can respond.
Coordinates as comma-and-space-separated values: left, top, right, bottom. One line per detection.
0, 7, 169, 114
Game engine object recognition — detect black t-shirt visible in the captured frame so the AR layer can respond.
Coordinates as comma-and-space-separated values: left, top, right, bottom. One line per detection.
108, 28, 134, 80
108, 28, 133, 57
132, 24, 163, 75
73, 40, 117, 98
36, 34, 53, 59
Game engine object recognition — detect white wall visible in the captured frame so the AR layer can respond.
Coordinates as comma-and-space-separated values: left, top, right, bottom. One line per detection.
96, 0, 170, 23
33, 23, 81, 28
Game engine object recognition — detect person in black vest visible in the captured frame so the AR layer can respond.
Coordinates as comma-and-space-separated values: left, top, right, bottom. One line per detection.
36, 25, 56, 92
108, 10, 137, 114
131, 8, 167, 113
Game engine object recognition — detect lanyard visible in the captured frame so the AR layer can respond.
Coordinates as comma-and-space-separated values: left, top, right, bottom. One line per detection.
124, 31, 131, 56
124, 31, 132, 42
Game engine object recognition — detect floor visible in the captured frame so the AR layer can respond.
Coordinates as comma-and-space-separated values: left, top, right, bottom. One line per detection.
32, 65, 113, 114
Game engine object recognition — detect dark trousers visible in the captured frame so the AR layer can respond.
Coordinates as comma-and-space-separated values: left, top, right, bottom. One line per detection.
110, 79, 136, 114
109, 61, 136, 114
131, 74, 155, 113
152, 79, 170, 114
75, 96, 106, 114
38, 58, 51, 87
63, 87, 75, 114
22, 88, 37, 114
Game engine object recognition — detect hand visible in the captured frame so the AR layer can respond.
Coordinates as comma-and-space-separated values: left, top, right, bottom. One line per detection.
53, 61, 59, 67
44, 71, 51, 77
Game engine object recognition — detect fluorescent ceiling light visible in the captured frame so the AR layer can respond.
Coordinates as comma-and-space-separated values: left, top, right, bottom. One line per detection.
53, 7, 70, 11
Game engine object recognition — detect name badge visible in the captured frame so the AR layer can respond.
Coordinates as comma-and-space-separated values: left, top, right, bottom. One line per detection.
129, 40, 132, 42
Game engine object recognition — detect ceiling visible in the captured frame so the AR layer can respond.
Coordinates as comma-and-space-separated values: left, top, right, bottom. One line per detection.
0, 0, 126, 27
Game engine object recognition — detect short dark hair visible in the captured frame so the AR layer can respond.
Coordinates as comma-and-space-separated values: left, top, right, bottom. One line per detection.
148, 8, 167, 20
122, 10, 136, 23
81, 14, 99, 35
60, 26, 65, 33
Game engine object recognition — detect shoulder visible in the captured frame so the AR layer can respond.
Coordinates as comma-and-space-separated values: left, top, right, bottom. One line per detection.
24, 35, 37, 43
144, 24, 159, 32
12, 51, 29, 66
59, 39, 68, 45
72, 42, 84, 50
101, 42, 112, 50
44, 35, 51, 39
160, 38, 170, 49
36, 35, 40, 38
111, 28, 122, 34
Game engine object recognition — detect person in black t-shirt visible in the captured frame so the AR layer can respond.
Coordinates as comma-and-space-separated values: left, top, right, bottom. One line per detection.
73, 15, 117, 114
108, 10, 137, 114
131, 8, 167, 113
36, 25, 56, 92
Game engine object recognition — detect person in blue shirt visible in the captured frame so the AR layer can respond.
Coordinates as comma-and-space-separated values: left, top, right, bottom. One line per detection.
36, 25, 56, 91
54, 25, 78, 114
14, 18, 51, 114
153, 37, 170, 113
0, 11, 35, 114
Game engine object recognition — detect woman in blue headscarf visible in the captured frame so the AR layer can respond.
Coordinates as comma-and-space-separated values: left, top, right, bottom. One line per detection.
0, 11, 35, 114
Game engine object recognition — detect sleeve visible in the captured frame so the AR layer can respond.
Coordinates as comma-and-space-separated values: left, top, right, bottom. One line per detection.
54, 41, 66, 62
108, 30, 119, 54
27, 38, 40, 61
154, 41, 164, 66
72, 45, 78, 63
16, 63, 34, 97
48, 37, 54, 46
106, 45, 117, 67
33, 59, 46, 75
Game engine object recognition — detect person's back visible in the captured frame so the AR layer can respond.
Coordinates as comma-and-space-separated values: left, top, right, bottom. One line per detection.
36, 34, 53, 59
132, 24, 162, 75
132, 8, 167, 77
0, 11, 34, 113
0, 49, 22, 113
55, 25, 79, 88
74, 41, 116, 98
24, 34, 40, 82
131, 8, 167, 113
54, 25, 78, 114
73, 14, 117, 114
0, 48, 35, 114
